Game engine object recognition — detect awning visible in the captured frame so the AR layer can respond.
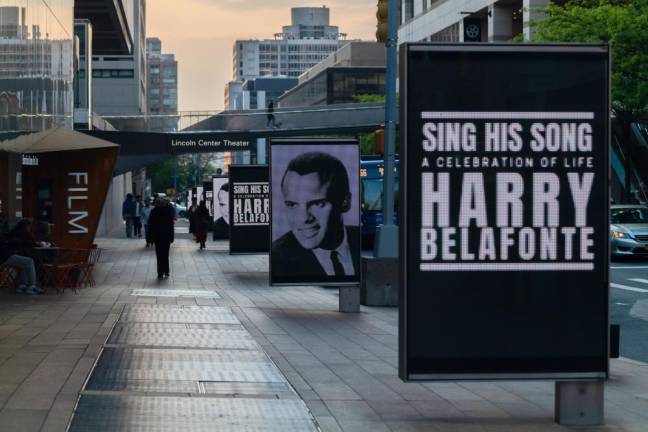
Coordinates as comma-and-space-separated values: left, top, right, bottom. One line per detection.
0, 127, 119, 154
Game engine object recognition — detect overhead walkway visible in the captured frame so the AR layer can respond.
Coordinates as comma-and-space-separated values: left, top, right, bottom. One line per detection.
87, 103, 386, 174
183, 102, 386, 136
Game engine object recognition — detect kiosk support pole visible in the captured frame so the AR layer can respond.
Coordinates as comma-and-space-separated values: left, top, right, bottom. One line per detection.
374, 0, 400, 259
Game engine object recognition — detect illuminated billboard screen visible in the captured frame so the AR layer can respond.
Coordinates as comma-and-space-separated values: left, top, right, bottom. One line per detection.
400, 44, 609, 380
270, 139, 361, 286
229, 165, 270, 254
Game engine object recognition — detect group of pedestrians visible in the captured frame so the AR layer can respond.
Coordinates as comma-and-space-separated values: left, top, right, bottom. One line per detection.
122, 195, 175, 280
122, 194, 146, 239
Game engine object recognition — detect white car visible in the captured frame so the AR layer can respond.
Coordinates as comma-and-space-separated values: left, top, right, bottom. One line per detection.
172, 203, 187, 218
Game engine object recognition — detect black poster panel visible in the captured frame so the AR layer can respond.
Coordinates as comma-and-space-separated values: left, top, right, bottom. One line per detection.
270, 139, 361, 286
229, 165, 270, 254
203, 181, 213, 218
400, 44, 610, 381
212, 176, 230, 240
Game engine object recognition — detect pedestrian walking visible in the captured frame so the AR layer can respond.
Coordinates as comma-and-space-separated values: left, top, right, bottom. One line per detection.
133, 195, 144, 238
194, 201, 211, 250
122, 194, 136, 238
188, 197, 198, 238
141, 199, 153, 247
148, 198, 175, 279
266, 100, 277, 128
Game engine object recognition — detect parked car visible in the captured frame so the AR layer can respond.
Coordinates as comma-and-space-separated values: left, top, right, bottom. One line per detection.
172, 202, 187, 218
610, 205, 648, 257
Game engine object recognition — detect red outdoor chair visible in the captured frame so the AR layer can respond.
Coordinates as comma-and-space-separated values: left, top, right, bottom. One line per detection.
0, 263, 18, 291
40, 249, 89, 294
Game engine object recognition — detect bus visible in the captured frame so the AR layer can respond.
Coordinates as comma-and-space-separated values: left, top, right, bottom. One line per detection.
360, 157, 399, 248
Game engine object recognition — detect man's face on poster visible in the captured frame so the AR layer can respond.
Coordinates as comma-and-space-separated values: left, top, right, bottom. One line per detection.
217, 188, 229, 224
282, 171, 340, 250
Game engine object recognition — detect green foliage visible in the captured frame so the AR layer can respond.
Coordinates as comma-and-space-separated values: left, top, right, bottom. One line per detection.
353, 94, 386, 155
531, 0, 648, 121
353, 94, 386, 104
147, 154, 221, 195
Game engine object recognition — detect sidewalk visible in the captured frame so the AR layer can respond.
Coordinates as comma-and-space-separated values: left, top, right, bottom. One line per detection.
0, 235, 647, 431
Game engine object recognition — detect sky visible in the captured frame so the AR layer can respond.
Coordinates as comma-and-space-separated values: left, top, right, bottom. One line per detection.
147, 0, 377, 113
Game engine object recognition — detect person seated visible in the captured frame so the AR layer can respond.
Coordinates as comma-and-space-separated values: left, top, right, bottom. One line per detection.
1, 219, 42, 294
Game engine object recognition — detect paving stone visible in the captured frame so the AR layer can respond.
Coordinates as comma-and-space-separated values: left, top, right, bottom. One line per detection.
0, 408, 47, 432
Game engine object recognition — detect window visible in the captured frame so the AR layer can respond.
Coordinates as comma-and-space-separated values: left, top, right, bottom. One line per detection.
92, 69, 134, 78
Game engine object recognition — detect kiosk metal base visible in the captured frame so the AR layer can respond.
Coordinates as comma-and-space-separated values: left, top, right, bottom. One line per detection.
555, 380, 604, 426
339, 286, 360, 313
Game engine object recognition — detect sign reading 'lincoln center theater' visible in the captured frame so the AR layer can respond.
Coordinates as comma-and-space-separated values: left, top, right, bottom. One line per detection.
400, 44, 610, 380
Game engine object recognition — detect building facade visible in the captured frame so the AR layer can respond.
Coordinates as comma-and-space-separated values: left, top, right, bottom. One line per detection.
91, 0, 147, 116
231, 6, 349, 83
399, 0, 553, 44
146, 37, 178, 131
0, 2, 74, 134
278, 42, 386, 107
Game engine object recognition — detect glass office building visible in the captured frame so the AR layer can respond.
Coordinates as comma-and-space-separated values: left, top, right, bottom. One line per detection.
278, 67, 385, 107
0, 1, 74, 135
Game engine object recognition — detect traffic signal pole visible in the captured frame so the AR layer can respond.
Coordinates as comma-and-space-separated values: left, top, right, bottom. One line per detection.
374, 0, 399, 258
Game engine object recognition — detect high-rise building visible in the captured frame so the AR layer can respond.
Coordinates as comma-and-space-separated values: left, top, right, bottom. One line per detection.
90, 0, 147, 116
399, 0, 552, 44
232, 6, 349, 83
146, 37, 178, 131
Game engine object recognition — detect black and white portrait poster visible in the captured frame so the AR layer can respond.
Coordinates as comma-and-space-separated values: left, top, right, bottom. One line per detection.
196, 186, 204, 205
212, 176, 230, 240
270, 139, 360, 285
400, 44, 609, 381
228, 165, 269, 254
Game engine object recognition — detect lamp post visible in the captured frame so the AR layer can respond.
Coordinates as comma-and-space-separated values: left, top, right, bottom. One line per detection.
374, 0, 399, 258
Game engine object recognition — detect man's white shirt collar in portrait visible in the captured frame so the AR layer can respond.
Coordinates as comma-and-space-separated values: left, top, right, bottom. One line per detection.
312, 228, 354, 276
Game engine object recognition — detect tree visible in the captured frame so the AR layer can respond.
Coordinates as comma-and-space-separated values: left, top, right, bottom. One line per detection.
354, 94, 386, 155
147, 154, 222, 195
531, 0, 648, 201
531, 0, 648, 122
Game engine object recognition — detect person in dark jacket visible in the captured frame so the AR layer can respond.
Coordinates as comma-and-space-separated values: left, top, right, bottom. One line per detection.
187, 197, 198, 236
194, 201, 211, 250
266, 100, 276, 128
1, 219, 42, 294
148, 198, 175, 279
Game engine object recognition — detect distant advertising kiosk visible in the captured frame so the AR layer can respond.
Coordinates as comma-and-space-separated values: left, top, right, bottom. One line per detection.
400, 44, 609, 424
228, 165, 270, 254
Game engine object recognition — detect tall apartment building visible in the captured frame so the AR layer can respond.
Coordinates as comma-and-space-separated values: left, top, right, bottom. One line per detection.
146, 37, 178, 131
399, 0, 552, 44
232, 7, 349, 83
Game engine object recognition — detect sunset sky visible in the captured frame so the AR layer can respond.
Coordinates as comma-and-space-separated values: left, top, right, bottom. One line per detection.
148, 1, 377, 112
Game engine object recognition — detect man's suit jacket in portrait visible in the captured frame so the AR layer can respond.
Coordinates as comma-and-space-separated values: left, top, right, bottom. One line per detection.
271, 226, 360, 284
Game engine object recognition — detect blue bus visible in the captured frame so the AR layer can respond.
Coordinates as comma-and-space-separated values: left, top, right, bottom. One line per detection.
360, 157, 399, 248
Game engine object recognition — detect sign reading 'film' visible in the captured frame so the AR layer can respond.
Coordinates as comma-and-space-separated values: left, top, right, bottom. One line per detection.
400, 44, 609, 381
